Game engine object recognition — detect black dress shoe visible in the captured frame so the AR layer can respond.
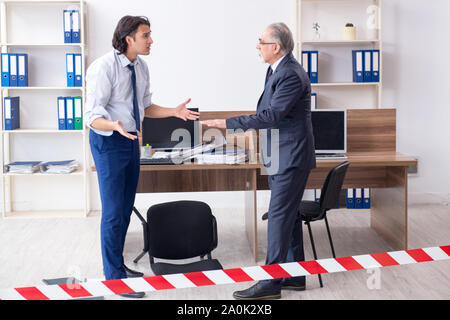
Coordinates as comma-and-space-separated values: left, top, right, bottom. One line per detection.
281, 278, 306, 291
124, 264, 144, 278
119, 292, 146, 299
233, 282, 281, 300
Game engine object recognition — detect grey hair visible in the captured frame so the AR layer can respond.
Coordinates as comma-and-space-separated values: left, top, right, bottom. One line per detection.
267, 22, 294, 54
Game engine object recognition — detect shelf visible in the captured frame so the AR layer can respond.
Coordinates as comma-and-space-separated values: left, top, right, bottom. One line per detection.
3, 210, 87, 219
3, 0, 82, 4
301, 40, 380, 45
2, 129, 84, 134
1, 43, 84, 47
311, 82, 380, 87
3, 167, 84, 177
1, 86, 83, 90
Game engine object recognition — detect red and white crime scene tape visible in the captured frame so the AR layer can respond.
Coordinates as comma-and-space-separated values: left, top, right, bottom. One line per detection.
1, 245, 449, 300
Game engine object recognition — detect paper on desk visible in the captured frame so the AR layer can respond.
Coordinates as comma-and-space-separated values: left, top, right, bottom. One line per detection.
193, 152, 247, 165
179, 136, 227, 159
150, 137, 227, 160
151, 151, 172, 159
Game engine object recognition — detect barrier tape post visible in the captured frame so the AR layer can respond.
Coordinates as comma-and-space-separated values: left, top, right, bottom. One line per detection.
1, 245, 449, 300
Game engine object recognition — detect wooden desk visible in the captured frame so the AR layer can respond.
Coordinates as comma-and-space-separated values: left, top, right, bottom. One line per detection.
137, 162, 261, 260
258, 151, 417, 253
137, 151, 417, 261
134, 108, 417, 261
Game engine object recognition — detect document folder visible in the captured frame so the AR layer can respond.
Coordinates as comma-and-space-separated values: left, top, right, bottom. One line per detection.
371, 50, 380, 82
352, 50, 364, 82
4, 96, 20, 130
40, 160, 79, 174
346, 188, 354, 209
9, 54, 18, 87
17, 53, 28, 87
66, 53, 75, 87
74, 53, 82, 86
65, 97, 74, 130
363, 188, 371, 208
311, 92, 317, 110
1, 53, 10, 87
74, 96, 83, 130
4, 161, 41, 174
63, 10, 72, 43
309, 51, 318, 83
355, 188, 363, 209
57, 96, 66, 130
71, 10, 80, 43
301, 51, 310, 78
363, 50, 372, 82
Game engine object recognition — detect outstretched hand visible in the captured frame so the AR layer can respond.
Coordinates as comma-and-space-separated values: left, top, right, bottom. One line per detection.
174, 98, 200, 121
201, 119, 227, 129
114, 120, 137, 140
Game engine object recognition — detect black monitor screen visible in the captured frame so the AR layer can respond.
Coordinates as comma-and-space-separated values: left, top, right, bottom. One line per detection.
311, 110, 346, 153
142, 108, 199, 149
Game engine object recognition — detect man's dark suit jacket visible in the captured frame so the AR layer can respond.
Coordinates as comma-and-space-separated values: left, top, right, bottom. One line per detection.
226, 52, 316, 174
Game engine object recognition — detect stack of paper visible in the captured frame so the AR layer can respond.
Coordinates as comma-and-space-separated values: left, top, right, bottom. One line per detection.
40, 160, 79, 174
148, 137, 228, 161
4, 161, 41, 174
179, 136, 227, 159
194, 149, 248, 165
151, 151, 174, 159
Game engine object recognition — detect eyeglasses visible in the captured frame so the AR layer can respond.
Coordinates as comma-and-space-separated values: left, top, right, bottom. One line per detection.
258, 39, 277, 45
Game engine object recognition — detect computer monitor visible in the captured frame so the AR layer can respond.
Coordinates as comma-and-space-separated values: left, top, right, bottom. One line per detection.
142, 108, 200, 150
311, 109, 347, 154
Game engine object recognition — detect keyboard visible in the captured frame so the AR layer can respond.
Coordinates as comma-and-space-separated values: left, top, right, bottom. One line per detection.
140, 157, 185, 165
316, 153, 348, 160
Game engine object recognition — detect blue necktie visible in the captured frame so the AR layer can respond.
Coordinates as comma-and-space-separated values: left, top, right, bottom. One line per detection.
265, 66, 273, 88
127, 64, 140, 132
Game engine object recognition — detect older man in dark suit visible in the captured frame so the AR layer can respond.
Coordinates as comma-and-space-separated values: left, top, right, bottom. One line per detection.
202, 22, 316, 300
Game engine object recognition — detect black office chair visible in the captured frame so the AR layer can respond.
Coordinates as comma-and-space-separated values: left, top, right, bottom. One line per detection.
262, 161, 350, 287
144, 200, 223, 275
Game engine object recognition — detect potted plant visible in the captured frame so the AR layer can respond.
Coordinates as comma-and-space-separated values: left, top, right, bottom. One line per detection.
342, 23, 356, 40
312, 22, 321, 40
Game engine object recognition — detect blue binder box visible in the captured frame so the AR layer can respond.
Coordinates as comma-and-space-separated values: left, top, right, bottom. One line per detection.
4, 96, 20, 130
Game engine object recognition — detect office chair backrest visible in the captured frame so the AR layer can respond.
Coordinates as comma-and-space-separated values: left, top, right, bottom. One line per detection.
146, 200, 218, 260
319, 161, 350, 218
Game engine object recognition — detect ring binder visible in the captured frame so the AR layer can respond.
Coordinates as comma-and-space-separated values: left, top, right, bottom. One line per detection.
66, 53, 75, 87
1, 53, 10, 87
63, 10, 72, 43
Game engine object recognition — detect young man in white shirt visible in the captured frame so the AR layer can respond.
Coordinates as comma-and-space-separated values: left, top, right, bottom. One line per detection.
85, 16, 199, 298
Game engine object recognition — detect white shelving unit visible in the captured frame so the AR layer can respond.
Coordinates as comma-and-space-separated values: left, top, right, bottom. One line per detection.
296, 0, 382, 109
0, 0, 89, 218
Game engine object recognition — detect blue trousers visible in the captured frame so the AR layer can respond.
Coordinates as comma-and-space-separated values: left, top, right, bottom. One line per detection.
261, 167, 310, 289
89, 130, 140, 280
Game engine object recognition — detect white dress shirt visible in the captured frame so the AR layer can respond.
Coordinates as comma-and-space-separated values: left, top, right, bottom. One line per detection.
270, 54, 287, 73
84, 49, 153, 136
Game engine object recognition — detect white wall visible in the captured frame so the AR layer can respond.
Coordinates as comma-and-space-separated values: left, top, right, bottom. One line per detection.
86, 0, 297, 109
382, 0, 450, 197
4, 0, 450, 212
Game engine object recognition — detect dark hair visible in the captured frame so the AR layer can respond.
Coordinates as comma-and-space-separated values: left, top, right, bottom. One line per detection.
112, 15, 150, 54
